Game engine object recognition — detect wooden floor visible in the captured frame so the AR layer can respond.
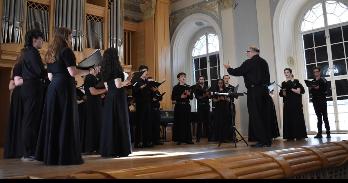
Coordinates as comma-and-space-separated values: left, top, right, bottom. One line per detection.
0, 134, 347, 179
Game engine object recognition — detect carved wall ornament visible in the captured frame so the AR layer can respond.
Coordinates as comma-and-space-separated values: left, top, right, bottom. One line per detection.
140, 0, 156, 19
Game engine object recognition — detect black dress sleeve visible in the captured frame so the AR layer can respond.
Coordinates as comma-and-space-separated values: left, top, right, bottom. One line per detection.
61, 47, 76, 67
279, 81, 285, 97
115, 70, 124, 81
294, 79, 305, 95
171, 85, 180, 101
12, 63, 22, 78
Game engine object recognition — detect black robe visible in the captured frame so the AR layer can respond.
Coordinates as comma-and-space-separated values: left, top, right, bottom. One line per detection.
227, 55, 279, 144
21, 46, 46, 158
36, 47, 83, 165
211, 88, 231, 143
99, 71, 132, 157
133, 79, 153, 147
151, 90, 163, 144
82, 74, 102, 153
192, 84, 210, 140
4, 63, 23, 159
171, 84, 193, 143
280, 79, 307, 140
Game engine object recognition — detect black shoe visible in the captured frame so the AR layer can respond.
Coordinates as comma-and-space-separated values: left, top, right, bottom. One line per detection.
314, 134, 323, 138
143, 143, 154, 148
326, 134, 331, 138
176, 142, 181, 145
186, 141, 194, 144
251, 142, 264, 148
286, 138, 295, 141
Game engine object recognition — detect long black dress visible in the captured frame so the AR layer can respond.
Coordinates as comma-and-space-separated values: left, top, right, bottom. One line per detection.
4, 63, 23, 159
21, 46, 46, 158
82, 74, 102, 153
212, 88, 231, 143
76, 87, 87, 151
280, 79, 307, 140
171, 84, 193, 143
99, 71, 132, 157
227, 55, 279, 145
36, 47, 83, 165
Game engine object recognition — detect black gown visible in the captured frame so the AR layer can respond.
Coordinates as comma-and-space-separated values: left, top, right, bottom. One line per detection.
280, 80, 307, 140
133, 79, 153, 147
227, 55, 279, 145
4, 63, 23, 159
82, 74, 102, 153
212, 88, 231, 143
151, 90, 163, 144
171, 84, 193, 143
21, 46, 46, 158
36, 47, 83, 165
76, 88, 87, 151
192, 84, 210, 141
99, 71, 132, 157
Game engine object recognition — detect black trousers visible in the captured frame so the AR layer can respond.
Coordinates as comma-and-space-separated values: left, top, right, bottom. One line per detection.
151, 107, 161, 143
135, 102, 152, 146
313, 98, 330, 134
196, 104, 210, 140
21, 81, 45, 157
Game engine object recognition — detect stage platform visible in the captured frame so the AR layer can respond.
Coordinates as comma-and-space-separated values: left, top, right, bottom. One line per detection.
1, 134, 347, 179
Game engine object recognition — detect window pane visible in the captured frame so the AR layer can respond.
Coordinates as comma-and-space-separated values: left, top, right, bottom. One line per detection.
211, 80, 218, 89
305, 49, 316, 64
345, 42, 348, 58
329, 27, 343, 44
194, 58, 199, 70
200, 57, 207, 69
303, 33, 314, 49
343, 25, 348, 41
333, 59, 347, 76
337, 98, 348, 130
314, 31, 326, 47
207, 34, 219, 53
316, 46, 328, 62
327, 81, 332, 98
195, 71, 200, 81
201, 69, 208, 79
210, 67, 218, 79
209, 55, 217, 67
317, 62, 330, 77
306, 64, 316, 79
301, 3, 325, 32
326, 1, 348, 26
335, 79, 348, 96
192, 35, 207, 57
331, 43, 345, 60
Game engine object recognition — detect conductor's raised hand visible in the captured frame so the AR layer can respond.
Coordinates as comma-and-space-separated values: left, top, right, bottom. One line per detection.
224, 64, 231, 69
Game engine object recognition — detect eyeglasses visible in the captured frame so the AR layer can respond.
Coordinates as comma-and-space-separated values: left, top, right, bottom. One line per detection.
246, 50, 251, 53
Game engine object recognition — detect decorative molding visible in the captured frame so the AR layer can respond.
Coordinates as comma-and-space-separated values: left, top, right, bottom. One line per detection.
140, 0, 156, 20
219, 0, 238, 10
170, 0, 221, 37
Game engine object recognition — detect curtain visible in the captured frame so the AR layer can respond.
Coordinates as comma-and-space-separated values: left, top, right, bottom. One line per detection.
86, 16, 103, 49
26, 2, 49, 42
1, 0, 24, 43
55, 0, 85, 51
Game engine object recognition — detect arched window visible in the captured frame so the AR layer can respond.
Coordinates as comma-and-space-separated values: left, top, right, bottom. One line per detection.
301, 0, 348, 131
192, 33, 220, 87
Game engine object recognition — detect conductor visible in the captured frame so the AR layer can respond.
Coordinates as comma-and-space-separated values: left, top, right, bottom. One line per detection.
224, 46, 279, 147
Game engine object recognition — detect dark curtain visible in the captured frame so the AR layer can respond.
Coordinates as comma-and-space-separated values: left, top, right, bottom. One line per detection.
1, 0, 24, 43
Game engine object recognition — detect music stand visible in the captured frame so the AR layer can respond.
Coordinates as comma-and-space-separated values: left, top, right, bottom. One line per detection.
214, 90, 248, 148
